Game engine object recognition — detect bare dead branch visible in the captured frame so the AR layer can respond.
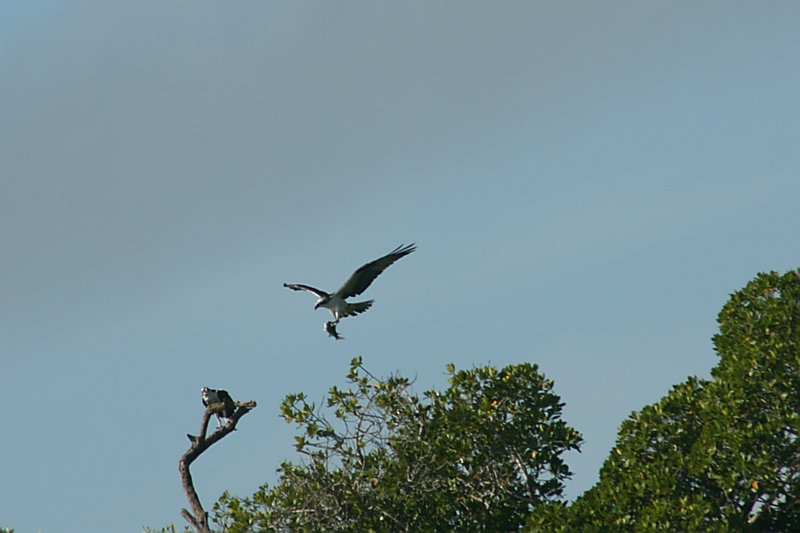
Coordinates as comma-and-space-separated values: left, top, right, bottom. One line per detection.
179, 400, 257, 533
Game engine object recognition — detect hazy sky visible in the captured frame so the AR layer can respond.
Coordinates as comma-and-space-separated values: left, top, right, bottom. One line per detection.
2, 2, 799, 531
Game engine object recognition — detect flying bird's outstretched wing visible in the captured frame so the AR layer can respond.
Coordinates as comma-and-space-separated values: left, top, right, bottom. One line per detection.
283, 283, 330, 299
336, 243, 416, 299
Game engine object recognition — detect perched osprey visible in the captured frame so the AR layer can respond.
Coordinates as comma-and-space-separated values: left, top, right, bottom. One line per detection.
201, 387, 236, 427
284, 243, 416, 336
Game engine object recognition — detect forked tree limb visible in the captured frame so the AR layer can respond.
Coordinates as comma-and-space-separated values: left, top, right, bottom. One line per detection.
179, 400, 257, 533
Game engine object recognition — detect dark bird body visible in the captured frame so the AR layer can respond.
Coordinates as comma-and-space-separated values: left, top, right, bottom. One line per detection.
201, 386, 236, 426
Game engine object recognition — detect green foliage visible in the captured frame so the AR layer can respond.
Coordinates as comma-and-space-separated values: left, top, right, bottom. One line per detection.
527, 269, 800, 532
214, 357, 581, 532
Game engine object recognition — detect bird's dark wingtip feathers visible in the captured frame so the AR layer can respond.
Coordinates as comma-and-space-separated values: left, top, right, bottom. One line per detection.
392, 243, 417, 255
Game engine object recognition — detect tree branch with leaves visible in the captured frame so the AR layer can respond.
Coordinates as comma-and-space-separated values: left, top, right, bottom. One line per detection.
214, 357, 581, 532
528, 269, 800, 532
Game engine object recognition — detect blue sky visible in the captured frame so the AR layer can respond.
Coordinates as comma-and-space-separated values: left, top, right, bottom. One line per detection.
2, 2, 799, 531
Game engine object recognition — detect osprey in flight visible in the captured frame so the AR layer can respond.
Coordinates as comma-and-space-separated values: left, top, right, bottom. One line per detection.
284, 243, 416, 337
201, 387, 236, 427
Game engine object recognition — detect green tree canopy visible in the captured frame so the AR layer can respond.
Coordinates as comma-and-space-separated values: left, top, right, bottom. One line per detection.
527, 269, 800, 532
214, 359, 581, 532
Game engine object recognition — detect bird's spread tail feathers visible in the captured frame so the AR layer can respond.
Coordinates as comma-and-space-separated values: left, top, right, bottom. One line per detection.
343, 300, 373, 317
